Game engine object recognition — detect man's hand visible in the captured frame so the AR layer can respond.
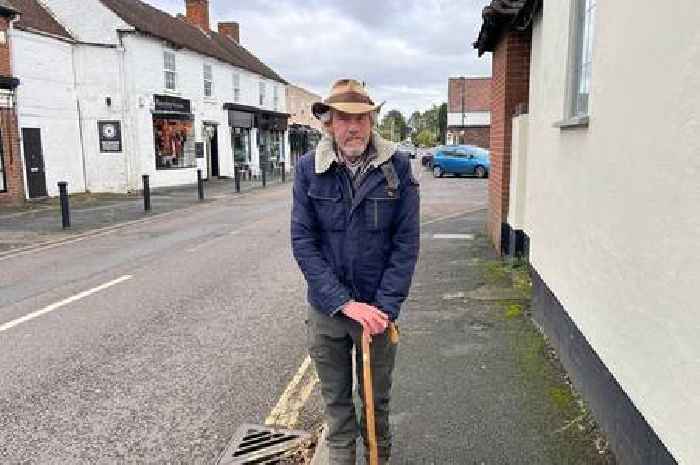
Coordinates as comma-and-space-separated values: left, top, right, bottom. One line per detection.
341, 301, 389, 337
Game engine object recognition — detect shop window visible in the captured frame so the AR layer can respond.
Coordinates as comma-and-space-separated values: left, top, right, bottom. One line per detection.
153, 117, 195, 169
164, 51, 177, 91
259, 81, 266, 107
204, 64, 213, 98
233, 72, 241, 102
567, 0, 597, 118
232, 127, 251, 165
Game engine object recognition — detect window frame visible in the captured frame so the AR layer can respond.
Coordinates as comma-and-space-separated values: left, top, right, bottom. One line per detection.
163, 50, 177, 92
259, 81, 266, 107
0, 128, 6, 193
203, 63, 214, 98
233, 72, 241, 103
560, 0, 597, 127
273, 85, 279, 111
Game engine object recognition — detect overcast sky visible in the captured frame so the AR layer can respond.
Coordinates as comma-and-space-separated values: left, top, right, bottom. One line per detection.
148, 0, 492, 116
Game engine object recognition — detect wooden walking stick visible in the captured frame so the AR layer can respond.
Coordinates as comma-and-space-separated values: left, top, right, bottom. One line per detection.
361, 330, 379, 465
362, 323, 399, 465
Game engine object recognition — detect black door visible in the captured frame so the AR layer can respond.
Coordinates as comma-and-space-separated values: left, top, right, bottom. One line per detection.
22, 128, 47, 198
210, 125, 219, 177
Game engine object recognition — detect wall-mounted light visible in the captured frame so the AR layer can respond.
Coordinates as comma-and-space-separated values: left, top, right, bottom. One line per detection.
105, 96, 112, 107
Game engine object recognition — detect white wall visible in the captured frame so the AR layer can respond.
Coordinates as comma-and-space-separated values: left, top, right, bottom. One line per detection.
121, 34, 287, 190
522, 2, 700, 463
38, 0, 131, 45
507, 114, 528, 229
11, 30, 83, 197
447, 111, 490, 127
73, 45, 129, 193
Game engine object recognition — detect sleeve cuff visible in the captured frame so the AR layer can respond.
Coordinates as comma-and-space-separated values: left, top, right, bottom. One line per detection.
330, 299, 353, 317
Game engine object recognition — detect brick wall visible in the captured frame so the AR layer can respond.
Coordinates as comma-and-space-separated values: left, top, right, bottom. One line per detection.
0, 108, 24, 204
448, 77, 492, 113
0, 17, 11, 76
0, 15, 24, 204
447, 126, 491, 148
488, 30, 531, 251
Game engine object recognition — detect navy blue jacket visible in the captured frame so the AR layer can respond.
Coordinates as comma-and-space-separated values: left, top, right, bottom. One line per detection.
291, 135, 420, 321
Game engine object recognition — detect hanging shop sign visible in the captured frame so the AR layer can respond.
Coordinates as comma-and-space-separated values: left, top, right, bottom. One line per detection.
98, 120, 122, 153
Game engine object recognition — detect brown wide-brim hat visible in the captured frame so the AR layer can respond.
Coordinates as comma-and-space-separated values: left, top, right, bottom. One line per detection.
312, 79, 384, 119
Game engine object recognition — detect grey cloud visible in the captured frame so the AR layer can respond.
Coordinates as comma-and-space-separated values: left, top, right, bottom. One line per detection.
150, 0, 492, 115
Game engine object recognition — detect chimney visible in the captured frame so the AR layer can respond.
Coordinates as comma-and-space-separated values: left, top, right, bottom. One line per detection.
185, 0, 209, 31
218, 22, 240, 43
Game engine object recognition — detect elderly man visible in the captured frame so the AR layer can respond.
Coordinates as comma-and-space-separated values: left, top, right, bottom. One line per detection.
291, 79, 420, 465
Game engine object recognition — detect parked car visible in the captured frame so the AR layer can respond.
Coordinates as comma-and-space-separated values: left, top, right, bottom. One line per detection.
420, 146, 438, 167
431, 145, 490, 178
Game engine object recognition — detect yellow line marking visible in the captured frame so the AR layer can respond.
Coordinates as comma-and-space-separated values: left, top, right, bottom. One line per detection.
265, 355, 313, 426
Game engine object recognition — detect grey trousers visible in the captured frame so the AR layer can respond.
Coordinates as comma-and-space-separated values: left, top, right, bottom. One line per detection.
306, 307, 398, 465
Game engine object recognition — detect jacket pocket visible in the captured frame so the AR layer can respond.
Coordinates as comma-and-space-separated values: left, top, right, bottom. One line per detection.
308, 188, 346, 231
365, 195, 399, 231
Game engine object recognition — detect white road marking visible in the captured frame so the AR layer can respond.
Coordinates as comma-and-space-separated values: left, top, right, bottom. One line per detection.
421, 208, 485, 226
433, 234, 475, 240
265, 355, 313, 426
0, 275, 133, 333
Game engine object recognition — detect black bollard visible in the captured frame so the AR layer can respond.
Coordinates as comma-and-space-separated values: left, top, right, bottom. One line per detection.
281, 161, 286, 183
58, 182, 70, 229
261, 163, 266, 188
142, 174, 151, 212
197, 169, 204, 200
234, 166, 241, 193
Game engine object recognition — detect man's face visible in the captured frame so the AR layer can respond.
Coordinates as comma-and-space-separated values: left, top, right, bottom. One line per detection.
331, 110, 372, 160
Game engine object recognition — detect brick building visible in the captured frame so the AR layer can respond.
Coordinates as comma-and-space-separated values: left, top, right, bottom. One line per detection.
0, 0, 23, 204
446, 76, 491, 148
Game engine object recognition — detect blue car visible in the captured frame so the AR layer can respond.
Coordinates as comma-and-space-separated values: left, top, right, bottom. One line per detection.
431, 145, 490, 178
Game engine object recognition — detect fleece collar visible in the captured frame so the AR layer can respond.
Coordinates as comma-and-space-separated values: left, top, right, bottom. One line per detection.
315, 130, 397, 174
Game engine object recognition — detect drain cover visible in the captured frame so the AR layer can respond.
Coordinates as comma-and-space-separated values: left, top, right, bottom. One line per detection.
217, 424, 310, 465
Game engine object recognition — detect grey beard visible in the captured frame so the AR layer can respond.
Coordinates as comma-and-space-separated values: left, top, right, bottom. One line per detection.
334, 137, 369, 162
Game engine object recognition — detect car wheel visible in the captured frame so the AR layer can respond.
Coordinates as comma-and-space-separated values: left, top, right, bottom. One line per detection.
433, 165, 443, 178
475, 165, 487, 178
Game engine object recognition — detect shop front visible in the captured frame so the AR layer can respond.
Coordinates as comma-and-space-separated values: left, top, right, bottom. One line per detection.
224, 103, 289, 177
152, 94, 196, 171
289, 124, 321, 168
227, 107, 253, 179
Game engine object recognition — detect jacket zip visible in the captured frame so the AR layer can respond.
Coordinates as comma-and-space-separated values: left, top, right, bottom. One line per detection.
374, 200, 379, 229
337, 168, 360, 299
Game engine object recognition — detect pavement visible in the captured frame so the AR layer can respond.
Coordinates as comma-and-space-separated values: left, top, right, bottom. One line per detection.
305, 174, 616, 464
0, 173, 284, 255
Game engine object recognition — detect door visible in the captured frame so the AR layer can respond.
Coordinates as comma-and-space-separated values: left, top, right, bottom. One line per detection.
204, 124, 219, 178
22, 128, 48, 198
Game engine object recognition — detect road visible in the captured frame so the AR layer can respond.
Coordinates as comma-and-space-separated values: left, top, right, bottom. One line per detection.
0, 161, 487, 464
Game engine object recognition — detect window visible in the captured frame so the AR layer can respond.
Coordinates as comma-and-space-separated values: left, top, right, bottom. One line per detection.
203, 64, 213, 98
0, 130, 5, 192
273, 85, 279, 110
233, 72, 241, 102
153, 117, 195, 170
259, 81, 266, 107
164, 51, 177, 91
569, 0, 597, 117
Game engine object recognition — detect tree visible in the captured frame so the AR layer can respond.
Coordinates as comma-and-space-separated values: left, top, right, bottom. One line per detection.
414, 128, 437, 147
380, 109, 409, 142
438, 102, 448, 145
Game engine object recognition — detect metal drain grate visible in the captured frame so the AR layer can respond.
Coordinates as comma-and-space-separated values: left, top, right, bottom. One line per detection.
217, 424, 310, 465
